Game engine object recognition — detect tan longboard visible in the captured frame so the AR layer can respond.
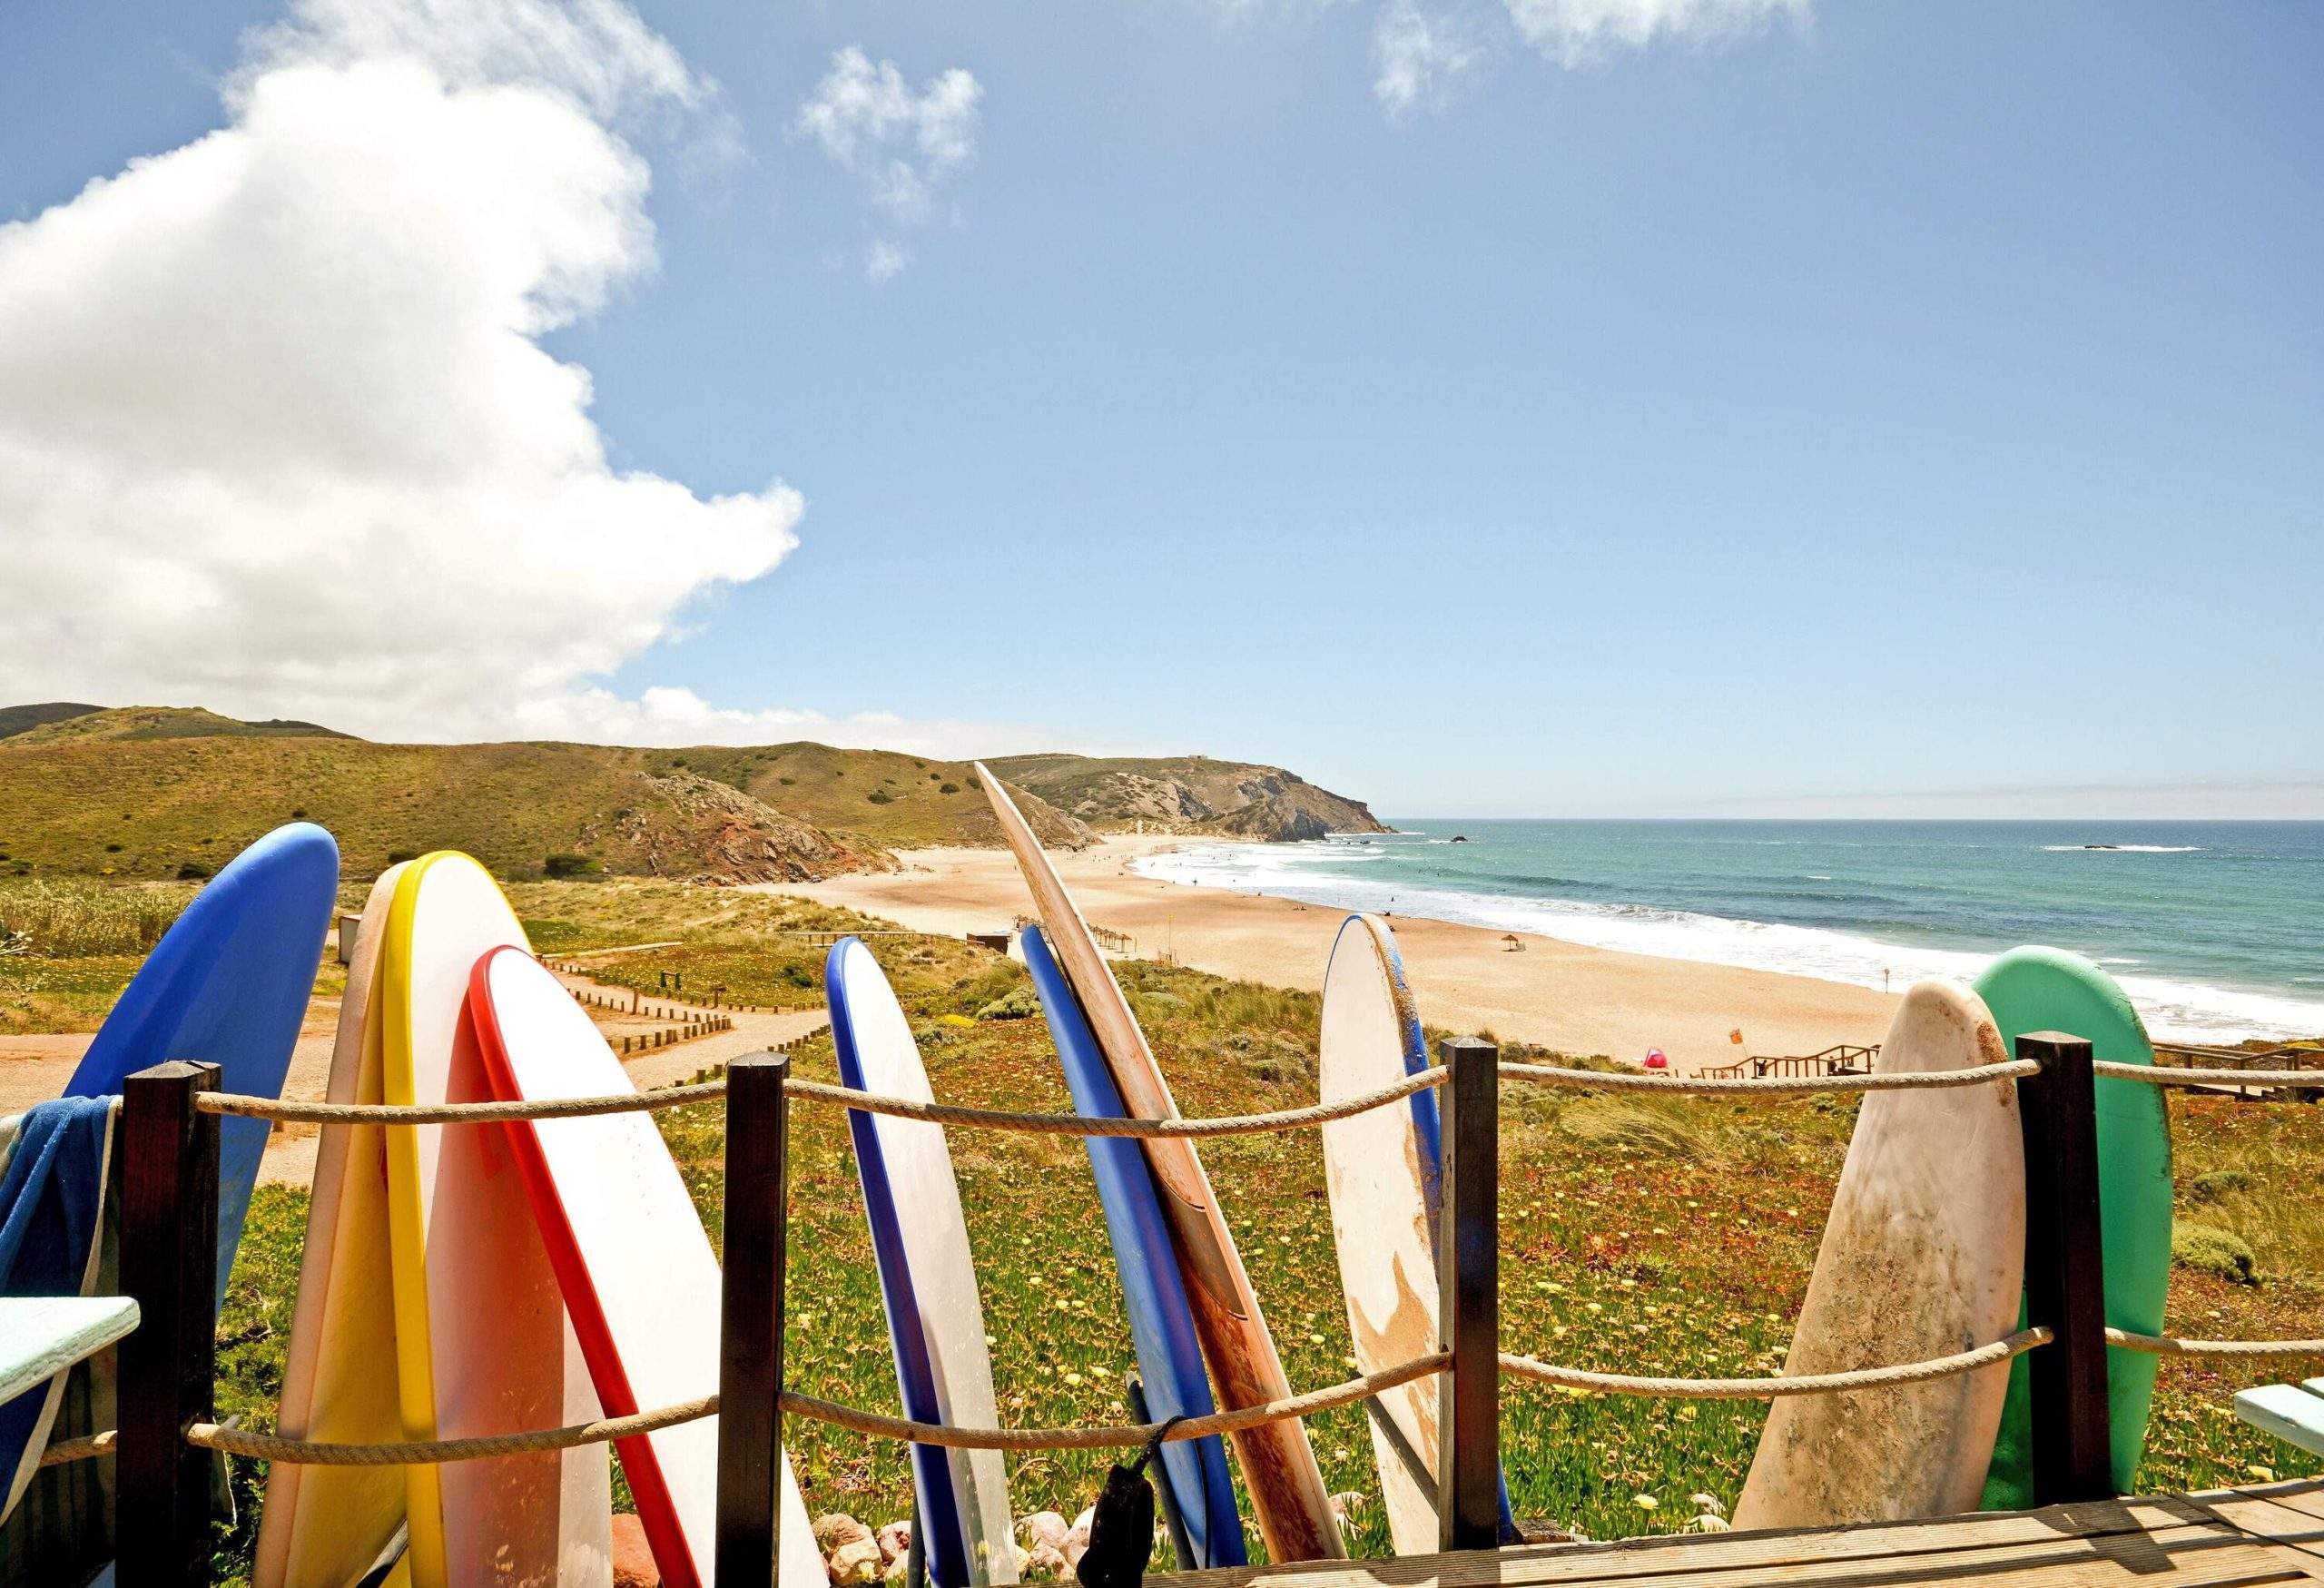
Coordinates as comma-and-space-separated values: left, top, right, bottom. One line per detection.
1318, 914, 1444, 1554
1733, 981, 2025, 1528
977, 768, 1343, 1562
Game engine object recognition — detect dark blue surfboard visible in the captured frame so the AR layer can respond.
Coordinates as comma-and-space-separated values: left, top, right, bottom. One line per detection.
828, 940, 1015, 1588
1022, 926, 1246, 1571
64, 822, 337, 1306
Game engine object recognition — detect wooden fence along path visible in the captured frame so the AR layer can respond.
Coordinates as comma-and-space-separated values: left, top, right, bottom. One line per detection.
1697, 1042, 1882, 1080
74, 1035, 2324, 1585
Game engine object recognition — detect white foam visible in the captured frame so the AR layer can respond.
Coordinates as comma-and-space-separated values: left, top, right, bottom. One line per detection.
2040, 844, 2204, 853
1133, 842, 2324, 1043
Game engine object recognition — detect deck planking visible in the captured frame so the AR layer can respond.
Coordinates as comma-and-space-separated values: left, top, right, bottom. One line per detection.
1147, 1482, 2324, 1588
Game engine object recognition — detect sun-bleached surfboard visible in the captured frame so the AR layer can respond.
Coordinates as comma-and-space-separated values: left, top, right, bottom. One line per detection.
976, 767, 1341, 1563
470, 947, 826, 1588
1318, 914, 1513, 1554
827, 939, 1018, 1586
261, 853, 609, 1588
1733, 981, 2025, 1528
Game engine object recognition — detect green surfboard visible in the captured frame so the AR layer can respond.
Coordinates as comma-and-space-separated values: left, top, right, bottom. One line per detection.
1977, 947, 2173, 1508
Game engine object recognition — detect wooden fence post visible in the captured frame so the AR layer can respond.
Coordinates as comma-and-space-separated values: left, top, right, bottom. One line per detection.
1436, 1036, 1500, 1552
118, 1060, 222, 1587
2016, 1031, 2112, 1504
717, 1053, 790, 1583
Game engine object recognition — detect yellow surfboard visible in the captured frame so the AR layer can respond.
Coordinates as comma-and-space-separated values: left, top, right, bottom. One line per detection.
261, 854, 609, 1588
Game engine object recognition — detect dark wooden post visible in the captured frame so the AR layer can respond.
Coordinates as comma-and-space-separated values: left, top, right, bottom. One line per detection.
1436, 1036, 1500, 1552
717, 1053, 790, 1584
2015, 1031, 2112, 1504
118, 1060, 222, 1587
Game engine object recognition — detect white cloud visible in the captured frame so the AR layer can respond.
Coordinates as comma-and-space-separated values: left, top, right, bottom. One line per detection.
1502, 0, 1807, 68
0, 0, 811, 745
793, 46, 981, 274
513, 686, 1119, 761
1373, 0, 1494, 118
865, 239, 910, 281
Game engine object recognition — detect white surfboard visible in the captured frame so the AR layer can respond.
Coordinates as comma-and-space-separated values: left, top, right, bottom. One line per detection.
827, 940, 1018, 1585
470, 947, 825, 1588
1733, 980, 2026, 1528
1318, 914, 1443, 1555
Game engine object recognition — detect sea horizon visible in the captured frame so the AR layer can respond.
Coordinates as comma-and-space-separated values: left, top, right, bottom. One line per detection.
1134, 817, 2324, 1044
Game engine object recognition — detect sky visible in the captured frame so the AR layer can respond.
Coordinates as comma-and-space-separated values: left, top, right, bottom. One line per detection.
1, 0, 2319, 816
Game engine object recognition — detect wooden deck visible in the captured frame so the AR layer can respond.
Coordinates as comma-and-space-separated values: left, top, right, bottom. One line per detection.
1149, 1482, 2324, 1588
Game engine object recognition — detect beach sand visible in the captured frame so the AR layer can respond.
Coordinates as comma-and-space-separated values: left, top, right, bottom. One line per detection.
770, 834, 1905, 1072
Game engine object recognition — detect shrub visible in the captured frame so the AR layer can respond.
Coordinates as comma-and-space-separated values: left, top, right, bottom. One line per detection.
176, 861, 213, 881
544, 853, 603, 879
290, 808, 307, 819
940, 782, 960, 794
2172, 1223, 2259, 1285
866, 790, 894, 804
386, 850, 418, 864
0, 880, 183, 955
2187, 1169, 2254, 1205
104, 843, 123, 853
975, 985, 1043, 1021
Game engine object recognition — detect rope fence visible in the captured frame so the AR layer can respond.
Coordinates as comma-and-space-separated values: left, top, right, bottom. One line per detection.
1500, 1328, 2052, 1400
1497, 1058, 2039, 1095
84, 1021, 2324, 1581
2094, 1061, 2323, 1090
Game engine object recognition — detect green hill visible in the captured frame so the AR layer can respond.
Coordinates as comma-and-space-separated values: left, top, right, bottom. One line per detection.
5, 705, 350, 745
985, 753, 1386, 840
0, 702, 103, 740
0, 706, 1374, 881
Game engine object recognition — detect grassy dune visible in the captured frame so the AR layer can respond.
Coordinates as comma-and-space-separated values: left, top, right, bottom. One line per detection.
201, 889, 2322, 1583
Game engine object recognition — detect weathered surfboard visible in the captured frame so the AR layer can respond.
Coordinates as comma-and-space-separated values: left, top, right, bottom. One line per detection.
1734, 981, 2025, 1528
1317, 914, 1514, 1554
976, 767, 1342, 1563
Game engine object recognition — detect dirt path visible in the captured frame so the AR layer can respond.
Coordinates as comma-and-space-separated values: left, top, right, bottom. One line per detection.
0, 964, 826, 1190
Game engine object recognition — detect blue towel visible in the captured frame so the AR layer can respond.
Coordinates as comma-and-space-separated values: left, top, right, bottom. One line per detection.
0, 1097, 115, 1507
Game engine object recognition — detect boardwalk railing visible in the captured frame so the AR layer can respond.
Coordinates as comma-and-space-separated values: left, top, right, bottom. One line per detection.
84, 1032, 2324, 1584
1698, 1042, 1882, 1080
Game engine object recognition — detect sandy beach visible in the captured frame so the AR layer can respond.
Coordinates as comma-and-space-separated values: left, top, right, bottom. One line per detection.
772, 834, 1905, 1071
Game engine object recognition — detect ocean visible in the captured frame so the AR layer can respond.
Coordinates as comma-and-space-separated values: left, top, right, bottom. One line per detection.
1133, 820, 2324, 1042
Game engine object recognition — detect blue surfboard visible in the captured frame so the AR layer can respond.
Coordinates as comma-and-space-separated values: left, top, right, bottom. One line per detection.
64, 822, 338, 1306
1022, 926, 1245, 1571
827, 940, 1015, 1588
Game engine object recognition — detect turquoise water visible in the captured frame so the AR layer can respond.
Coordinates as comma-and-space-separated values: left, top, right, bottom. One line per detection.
1136, 821, 2324, 1041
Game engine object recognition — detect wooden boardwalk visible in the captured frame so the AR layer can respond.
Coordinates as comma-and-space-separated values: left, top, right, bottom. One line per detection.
1148, 1483, 2324, 1588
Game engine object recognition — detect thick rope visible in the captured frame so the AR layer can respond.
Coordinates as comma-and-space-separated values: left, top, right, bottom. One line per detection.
186, 1395, 719, 1466
1498, 1059, 2037, 1096
783, 1068, 1446, 1138
2094, 1062, 2321, 1089
36, 1429, 115, 1467
182, 1356, 1446, 1465
779, 1354, 1449, 1451
196, 1076, 733, 1125
1499, 1327, 2051, 1399
2106, 1328, 2324, 1358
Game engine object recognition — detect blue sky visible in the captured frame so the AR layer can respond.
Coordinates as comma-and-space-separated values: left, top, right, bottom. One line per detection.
1, 1, 2318, 814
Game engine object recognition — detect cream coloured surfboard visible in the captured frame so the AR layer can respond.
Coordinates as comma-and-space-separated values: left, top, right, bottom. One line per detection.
1733, 981, 2025, 1528
259, 855, 609, 1588
471, 947, 826, 1588
258, 863, 408, 1586
976, 768, 1342, 1563
1318, 914, 1442, 1555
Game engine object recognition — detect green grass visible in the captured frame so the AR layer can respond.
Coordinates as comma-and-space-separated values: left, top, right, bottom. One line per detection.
185, 890, 2322, 1579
